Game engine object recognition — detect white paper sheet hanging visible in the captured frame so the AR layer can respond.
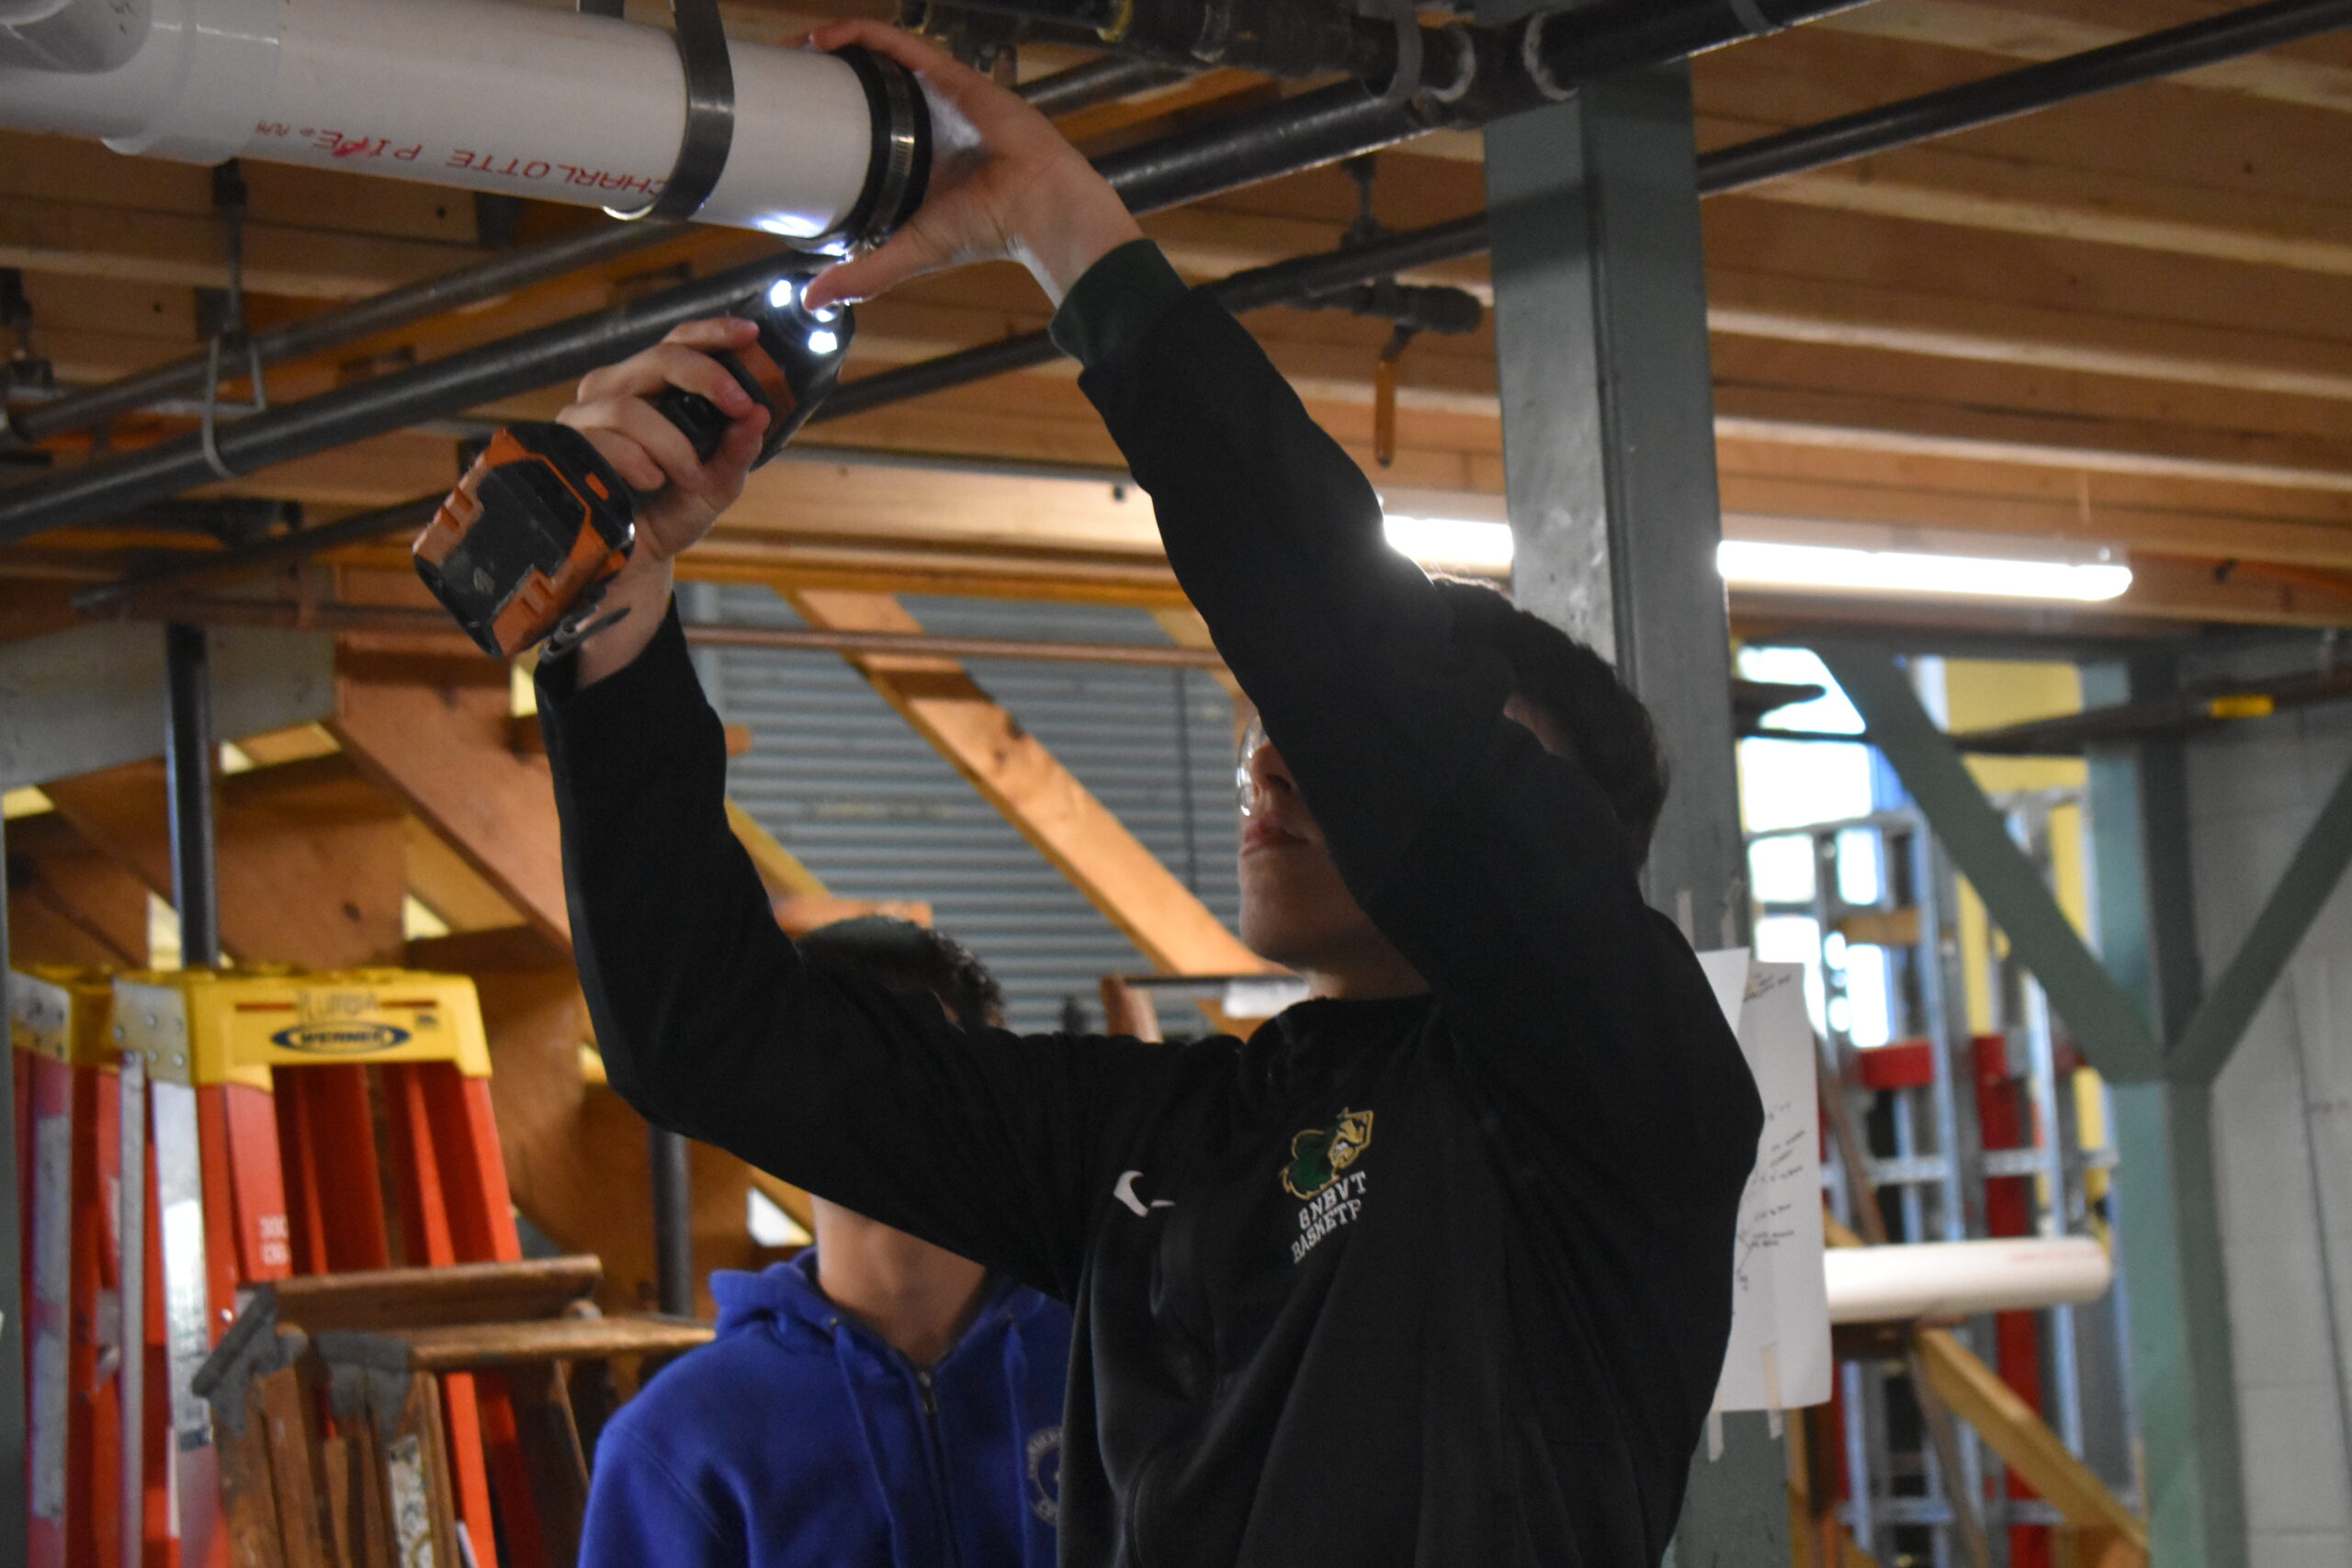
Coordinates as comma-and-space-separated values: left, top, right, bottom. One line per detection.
1698, 951, 1834, 1413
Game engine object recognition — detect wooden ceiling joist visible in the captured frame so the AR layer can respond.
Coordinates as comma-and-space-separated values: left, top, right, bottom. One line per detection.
40, 757, 409, 968
332, 666, 576, 955
5, 810, 155, 968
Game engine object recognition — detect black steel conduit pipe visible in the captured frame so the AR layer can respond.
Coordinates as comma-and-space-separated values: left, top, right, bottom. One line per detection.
1016, 53, 1192, 117
2, 53, 1188, 454
650, 1126, 695, 1317
28, 0, 2351, 559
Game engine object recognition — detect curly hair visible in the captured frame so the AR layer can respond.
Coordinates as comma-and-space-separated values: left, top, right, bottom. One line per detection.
1430, 578, 1670, 867
798, 916, 1007, 1030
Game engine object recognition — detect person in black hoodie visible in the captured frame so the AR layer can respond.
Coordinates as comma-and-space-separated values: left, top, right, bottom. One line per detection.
535, 20, 1764, 1567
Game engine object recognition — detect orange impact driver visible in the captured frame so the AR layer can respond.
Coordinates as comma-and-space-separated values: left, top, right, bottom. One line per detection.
413, 272, 853, 659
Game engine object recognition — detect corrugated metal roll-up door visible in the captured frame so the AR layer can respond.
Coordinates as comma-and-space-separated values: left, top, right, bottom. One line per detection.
696, 585, 1242, 1033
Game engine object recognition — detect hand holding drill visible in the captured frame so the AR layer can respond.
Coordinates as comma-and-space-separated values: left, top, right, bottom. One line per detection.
413, 20, 1144, 682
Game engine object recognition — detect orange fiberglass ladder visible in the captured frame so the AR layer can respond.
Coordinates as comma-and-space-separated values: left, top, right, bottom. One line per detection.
12, 964, 556, 1568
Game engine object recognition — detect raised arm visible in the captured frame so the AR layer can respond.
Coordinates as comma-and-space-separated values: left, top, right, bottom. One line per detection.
551, 20, 1750, 1233
814, 21, 1748, 1175
541, 605, 1185, 1299
1070, 262, 1758, 1175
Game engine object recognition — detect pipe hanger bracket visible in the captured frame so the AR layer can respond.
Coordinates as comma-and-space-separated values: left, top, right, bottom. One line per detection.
610, 0, 737, 222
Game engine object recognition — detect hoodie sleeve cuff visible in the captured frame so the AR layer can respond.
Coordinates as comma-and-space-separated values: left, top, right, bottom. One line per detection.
536, 599, 724, 797
1047, 240, 1190, 373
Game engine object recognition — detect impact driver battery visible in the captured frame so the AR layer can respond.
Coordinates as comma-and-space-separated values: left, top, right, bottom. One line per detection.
413, 270, 852, 659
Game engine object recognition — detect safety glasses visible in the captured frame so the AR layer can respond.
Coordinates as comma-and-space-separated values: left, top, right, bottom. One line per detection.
1235, 713, 1267, 818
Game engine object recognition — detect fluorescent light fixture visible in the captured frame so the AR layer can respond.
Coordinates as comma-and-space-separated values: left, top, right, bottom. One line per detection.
1378, 502, 2134, 605
1384, 514, 1514, 570
1717, 540, 2132, 603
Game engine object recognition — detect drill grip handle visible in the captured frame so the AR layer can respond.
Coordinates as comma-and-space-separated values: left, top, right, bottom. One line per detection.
651, 383, 734, 465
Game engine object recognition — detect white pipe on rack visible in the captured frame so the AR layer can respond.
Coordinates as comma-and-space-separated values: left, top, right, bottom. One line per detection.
1825, 1236, 2112, 1325
0, 0, 888, 238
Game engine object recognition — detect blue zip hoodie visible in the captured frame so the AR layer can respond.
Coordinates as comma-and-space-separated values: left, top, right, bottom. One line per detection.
580, 1253, 1071, 1568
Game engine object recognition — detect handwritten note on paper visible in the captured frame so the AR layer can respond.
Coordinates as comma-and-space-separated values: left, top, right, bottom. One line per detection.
1697, 953, 1833, 1413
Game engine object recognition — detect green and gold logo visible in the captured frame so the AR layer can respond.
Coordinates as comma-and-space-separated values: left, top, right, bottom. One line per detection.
1282, 1108, 1374, 1200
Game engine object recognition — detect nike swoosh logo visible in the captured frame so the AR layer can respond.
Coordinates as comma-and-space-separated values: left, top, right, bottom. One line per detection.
1114, 1169, 1175, 1216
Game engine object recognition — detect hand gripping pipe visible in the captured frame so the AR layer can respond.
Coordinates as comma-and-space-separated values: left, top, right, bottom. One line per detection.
0, 0, 936, 242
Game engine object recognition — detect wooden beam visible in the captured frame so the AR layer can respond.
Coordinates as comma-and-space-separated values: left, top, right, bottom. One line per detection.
331, 663, 574, 954
1057, 69, 1272, 147
18, 274, 197, 344
4, 811, 151, 966
0, 130, 481, 243
0, 194, 473, 299
1699, 25, 2349, 209
1721, 141, 2352, 282
1713, 384, 2352, 494
1403, 113, 2352, 281
1703, 267, 2352, 403
216, 750, 387, 820
43, 757, 407, 967
403, 816, 525, 933
1809, 1, 2352, 116
234, 724, 342, 768
1715, 436, 2352, 531
1916, 1325, 2148, 1555
783, 589, 1269, 976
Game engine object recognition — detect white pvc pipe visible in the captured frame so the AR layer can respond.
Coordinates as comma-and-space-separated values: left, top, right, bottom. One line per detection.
1825, 1237, 2112, 1325
0, 0, 886, 238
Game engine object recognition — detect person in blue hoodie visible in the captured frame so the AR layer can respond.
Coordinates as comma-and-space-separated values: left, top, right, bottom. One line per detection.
579, 918, 1073, 1568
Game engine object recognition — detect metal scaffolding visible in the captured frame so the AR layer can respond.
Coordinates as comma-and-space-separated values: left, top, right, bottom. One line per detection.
1753, 793, 2137, 1564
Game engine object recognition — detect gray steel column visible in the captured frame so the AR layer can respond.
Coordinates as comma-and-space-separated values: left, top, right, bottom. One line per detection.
163, 623, 221, 967
2082, 658, 2247, 1567
650, 1127, 695, 1317
1480, 62, 1784, 1559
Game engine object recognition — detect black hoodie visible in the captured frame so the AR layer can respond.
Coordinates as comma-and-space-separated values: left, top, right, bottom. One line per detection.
538, 241, 1763, 1567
